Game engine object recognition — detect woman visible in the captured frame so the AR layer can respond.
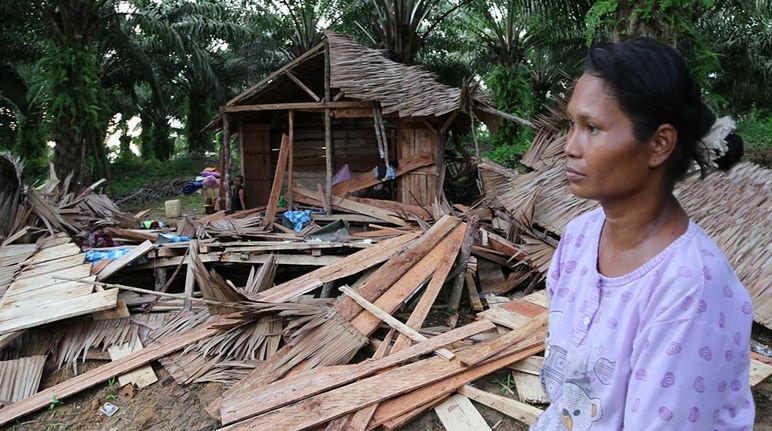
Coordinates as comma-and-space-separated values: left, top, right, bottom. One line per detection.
231, 175, 247, 211
533, 38, 753, 430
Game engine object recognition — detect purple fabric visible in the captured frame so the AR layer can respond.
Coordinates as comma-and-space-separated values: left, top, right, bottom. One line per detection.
532, 208, 754, 431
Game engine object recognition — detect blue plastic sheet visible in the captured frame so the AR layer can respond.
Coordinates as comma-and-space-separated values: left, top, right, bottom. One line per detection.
283, 210, 312, 232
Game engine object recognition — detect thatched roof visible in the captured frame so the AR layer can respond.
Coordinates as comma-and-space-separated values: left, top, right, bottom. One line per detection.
479, 154, 772, 329
224, 32, 494, 118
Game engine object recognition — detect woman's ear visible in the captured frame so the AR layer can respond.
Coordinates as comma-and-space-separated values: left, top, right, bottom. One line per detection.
649, 124, 677, 168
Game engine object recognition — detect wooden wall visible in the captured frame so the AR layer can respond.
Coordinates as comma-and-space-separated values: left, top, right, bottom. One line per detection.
239, 123, 272, 207
238, 115, 439, 209
396, 120, 439, 207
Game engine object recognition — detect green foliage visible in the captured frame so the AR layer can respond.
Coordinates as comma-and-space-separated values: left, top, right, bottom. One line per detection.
584, 0, 618, 45
48, 394, 61, 410
479, 64, 536, 166
738, 109, 772, 153
110, 154, 217, 198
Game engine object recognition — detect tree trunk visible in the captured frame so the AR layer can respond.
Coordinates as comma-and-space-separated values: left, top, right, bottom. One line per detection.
186, 89, 211, 156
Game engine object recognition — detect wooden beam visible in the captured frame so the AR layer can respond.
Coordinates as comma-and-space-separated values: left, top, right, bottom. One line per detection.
457, 385, 543, 426
223, 101, 367, 113
222, 328, 541, 431
262, 134, 291, 227
287, 111, 295, 210
475, 105, 533, 128
391, 223, 466, 353
331, 152, 434, 195
97, 241, 155, 281
324, 44, 333, 216
340, 286, 454, 360
0, 314, 242, 426
183, 240, 197, 311
224, 113, 232, 210
218, 319, 495, 425
285, 71, 320, 102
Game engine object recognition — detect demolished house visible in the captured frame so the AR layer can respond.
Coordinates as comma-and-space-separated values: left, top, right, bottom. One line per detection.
0, 40, 770, 431
208, 31, 523, 212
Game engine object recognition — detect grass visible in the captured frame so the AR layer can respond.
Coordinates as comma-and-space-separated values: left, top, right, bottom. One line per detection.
737, 109, 772, 166
121, 194, 205, 221
109, 154, 218, 198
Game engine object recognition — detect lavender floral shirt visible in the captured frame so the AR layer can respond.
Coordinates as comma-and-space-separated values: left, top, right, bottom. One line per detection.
532, 208, 754, 431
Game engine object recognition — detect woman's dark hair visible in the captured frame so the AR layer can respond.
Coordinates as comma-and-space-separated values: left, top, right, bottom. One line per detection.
583, 37, 716, 181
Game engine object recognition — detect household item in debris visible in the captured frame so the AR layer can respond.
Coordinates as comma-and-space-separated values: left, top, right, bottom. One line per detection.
165, 199, 181, 218
306, 219, 350, 241
156, 233, 191, 245
99, 402, 118, 416
141, 220, 165, 229
85, 248, 133, 263
282, 210, 312, 232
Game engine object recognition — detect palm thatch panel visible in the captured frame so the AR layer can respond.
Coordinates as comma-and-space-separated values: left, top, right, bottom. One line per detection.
480, 157, 772, 329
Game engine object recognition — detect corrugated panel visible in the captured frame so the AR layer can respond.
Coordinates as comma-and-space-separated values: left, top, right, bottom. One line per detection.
0, 355, 46, 405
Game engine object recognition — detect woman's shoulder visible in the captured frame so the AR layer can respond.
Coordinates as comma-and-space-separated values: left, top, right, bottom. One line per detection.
641, 221, 751, 326
561, 207, 604, 241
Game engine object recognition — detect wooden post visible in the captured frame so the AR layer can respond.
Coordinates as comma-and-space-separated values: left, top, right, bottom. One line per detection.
223, 113, 231, 211
324, 43, 333, 215
262, 134, 291, 227
218, 115, 226, 210
183, 240, 197, 311
287, 111, 294, 210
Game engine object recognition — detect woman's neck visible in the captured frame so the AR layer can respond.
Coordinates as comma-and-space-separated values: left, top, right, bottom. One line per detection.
596, 186, 689, 277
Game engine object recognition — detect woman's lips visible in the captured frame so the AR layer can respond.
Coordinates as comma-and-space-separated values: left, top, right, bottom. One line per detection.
565, 167, 585, 182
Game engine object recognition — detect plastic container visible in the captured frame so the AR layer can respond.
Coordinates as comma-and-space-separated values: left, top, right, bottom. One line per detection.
165, 199, 181, 218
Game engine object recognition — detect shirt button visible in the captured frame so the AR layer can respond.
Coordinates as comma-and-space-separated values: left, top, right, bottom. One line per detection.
583, 316, 591, 327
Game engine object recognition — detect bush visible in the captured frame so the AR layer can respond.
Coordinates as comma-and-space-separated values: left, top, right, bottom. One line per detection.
736, 109, 772, 166
109, 154, 218, 198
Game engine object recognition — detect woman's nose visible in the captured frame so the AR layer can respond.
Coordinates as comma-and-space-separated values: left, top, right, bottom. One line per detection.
564, 128, 581, 159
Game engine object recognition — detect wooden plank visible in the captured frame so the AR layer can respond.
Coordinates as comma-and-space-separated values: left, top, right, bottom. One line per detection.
391, 224, 466, 352
0, 313, 241, 426
465, 272, 484, 312
133, 252, 340, 271
262, 134, 291, 227
108, 338, 158, 388
457, 385, 543, 426
285, 71, 320, 102
17, 254, 84, 279
336, 216, 460, 322
224, 330, 542, 431
183, 240, 197, 311
512, 371, 549, 404
97, 241, 154, 281
25, 243, 80, 265
255, 234, 417, 303
218, 319, 495, 425
456, 313, 547, 367
92, 300, 131, 320
223, 101, 368, 113
0, 289, 118, 335
434, 394, 491, 431
295, 186, 409, 227
508, 355, 544, 376
750, 356, 772, 386
4, 265, 92, 297
339, 286, 454, 360
331, 152, 434, 195
371, 343, 545, 429
0, 355, 47, 405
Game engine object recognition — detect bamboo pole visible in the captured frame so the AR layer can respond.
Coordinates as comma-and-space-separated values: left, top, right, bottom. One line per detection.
324, 43, 333, 215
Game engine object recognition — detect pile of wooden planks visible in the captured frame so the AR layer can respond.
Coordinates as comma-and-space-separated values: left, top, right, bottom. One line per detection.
0, 151, 770, 431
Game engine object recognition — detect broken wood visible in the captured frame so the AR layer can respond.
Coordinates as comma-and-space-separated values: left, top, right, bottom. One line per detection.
0, 314, 243, 426
262, 134, 291, 227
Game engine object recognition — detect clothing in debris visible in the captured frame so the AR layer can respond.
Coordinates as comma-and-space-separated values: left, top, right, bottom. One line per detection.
531, 208, 754, 431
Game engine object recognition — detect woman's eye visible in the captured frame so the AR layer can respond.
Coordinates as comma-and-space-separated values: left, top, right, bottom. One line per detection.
586, 123, 599, 133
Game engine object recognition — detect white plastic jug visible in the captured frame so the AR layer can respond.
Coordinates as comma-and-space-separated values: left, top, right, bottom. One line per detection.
164, 199, 181, 218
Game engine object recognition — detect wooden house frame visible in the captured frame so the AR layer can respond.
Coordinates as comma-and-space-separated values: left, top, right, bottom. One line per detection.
210, 32, 526, 213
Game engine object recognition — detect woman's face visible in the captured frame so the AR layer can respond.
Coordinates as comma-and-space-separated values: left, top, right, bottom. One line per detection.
565, 74, 655, 202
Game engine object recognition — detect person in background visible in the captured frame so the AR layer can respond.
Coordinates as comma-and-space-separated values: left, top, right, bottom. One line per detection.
231, 175, 247, 211
531, 37, 752, 430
